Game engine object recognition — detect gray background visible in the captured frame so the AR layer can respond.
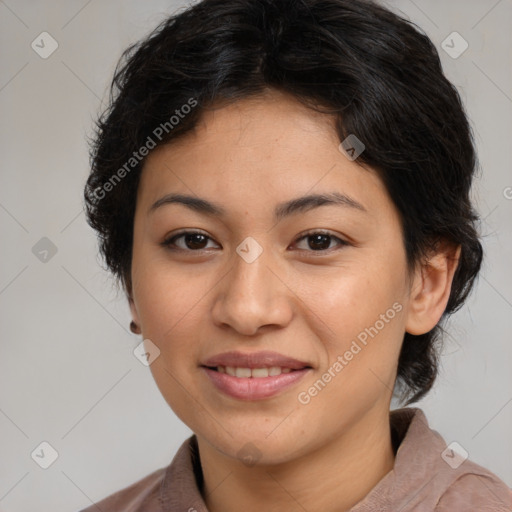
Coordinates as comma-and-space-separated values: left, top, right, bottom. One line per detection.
0, 1, 511, 510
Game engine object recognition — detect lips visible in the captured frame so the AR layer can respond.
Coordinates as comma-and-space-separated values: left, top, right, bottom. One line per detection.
201, 350, 311, 370
200, 351, 312, 400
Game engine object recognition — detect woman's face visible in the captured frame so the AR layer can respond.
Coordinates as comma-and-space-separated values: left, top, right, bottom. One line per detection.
129, 90, 419, 464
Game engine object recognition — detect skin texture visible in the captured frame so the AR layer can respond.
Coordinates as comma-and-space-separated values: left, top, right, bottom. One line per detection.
128, 89, 460, 512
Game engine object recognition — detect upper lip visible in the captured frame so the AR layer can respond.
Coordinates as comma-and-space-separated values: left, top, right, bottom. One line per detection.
201, 351, 311, 370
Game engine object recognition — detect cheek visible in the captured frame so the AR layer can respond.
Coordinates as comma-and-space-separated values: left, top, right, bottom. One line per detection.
133, 263, 206, 366
135, 252, 204, 324
291, 254, 407, 396
134, 267, 209, 424
292, 257, 404, 339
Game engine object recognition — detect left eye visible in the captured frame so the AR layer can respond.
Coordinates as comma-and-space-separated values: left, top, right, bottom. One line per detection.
293, 231, 348, 252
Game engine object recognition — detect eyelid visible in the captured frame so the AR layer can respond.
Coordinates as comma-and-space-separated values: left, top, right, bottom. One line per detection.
162, 228, 350, 254
292, 229, 349, 252
162, 229, 219, 250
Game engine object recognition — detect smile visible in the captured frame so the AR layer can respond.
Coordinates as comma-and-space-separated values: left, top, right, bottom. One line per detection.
201, 367, 312, 400
212, 366, 293, 378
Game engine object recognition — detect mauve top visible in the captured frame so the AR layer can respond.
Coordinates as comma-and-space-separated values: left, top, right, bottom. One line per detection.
79, 408, 512, 511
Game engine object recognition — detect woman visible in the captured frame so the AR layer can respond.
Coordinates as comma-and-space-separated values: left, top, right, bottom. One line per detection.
81, 0, 512, 510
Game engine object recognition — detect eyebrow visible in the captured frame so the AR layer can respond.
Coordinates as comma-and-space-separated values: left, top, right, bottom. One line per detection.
149, 191, 368, 220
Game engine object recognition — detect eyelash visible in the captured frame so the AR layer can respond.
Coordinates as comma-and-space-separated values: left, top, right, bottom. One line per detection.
161, 229, 349, 255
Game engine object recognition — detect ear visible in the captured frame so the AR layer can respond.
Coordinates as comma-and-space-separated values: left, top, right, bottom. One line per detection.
128, 295, 141, 326
126, 279, 141, 328
405, 240, 461, 336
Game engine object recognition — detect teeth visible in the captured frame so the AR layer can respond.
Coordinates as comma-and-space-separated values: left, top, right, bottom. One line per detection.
235, 367, 252, 378
252, 368, 269, 378
215, 366, 297, 378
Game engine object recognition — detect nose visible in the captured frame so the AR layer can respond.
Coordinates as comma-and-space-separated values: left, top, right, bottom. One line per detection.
211, 242, 294, 336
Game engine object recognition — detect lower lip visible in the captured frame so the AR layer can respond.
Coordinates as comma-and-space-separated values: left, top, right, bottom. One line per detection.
201, 367, 310, 400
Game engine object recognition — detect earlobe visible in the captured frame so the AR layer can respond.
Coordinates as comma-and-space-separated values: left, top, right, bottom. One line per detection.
127, 285, 142, 334
405, 242, 461, 336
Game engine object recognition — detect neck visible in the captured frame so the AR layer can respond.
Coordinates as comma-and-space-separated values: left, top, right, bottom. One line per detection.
197, 405, 395, 512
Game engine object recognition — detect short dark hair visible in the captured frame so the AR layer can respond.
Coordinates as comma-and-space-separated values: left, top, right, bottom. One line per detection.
84, 0, 483, 404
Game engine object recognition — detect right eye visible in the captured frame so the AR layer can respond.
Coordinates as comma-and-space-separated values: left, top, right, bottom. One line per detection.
161, 230, 221, 252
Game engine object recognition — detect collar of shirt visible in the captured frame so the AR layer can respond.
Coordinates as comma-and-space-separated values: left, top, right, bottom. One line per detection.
157, 407, 512, 512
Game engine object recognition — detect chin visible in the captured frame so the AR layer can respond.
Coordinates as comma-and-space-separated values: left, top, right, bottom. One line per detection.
197, 424, 310, 467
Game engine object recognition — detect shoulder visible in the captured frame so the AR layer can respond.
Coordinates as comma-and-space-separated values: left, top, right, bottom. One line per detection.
78, 466, 167, 512
389, 408, 512, 511
77, 435, 200, 512
435, 466, 512, 511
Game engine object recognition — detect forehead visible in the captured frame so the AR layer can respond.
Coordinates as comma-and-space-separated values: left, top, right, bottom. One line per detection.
137, 91, 391, 221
